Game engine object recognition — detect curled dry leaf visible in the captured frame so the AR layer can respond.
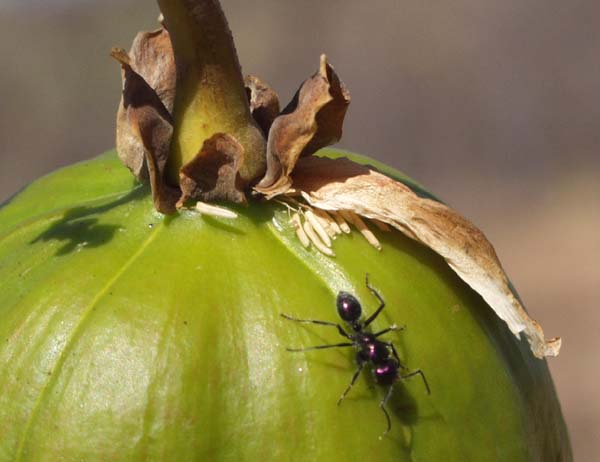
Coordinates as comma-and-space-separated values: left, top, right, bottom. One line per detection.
245, 75, 280, 137
255, 55, 350, 197
116, 28, 175, 181
289, 156, 560, 358
178, 133, 246, 207
111, 48, 178, 214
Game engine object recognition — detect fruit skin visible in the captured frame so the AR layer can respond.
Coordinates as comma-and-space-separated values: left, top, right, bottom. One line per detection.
0, 150, 571, 461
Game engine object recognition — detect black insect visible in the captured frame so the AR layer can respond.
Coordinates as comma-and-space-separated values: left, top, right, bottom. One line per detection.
281, 274, 430, 437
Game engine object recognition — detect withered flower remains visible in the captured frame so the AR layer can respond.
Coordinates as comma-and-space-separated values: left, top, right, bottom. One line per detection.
113, 1, 559, 358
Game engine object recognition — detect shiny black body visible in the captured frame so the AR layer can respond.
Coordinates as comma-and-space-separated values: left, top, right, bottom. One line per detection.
282, 275, 430, 437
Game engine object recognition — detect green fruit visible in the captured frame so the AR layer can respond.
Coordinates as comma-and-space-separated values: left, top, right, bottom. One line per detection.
0, 149, 570, 461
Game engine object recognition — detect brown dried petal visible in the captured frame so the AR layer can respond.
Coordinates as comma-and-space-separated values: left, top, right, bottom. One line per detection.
178, 133, 246, 206
255, 55, 350, 196
115, 28, 175, 181
292, 156, 561, 358
245, 75, 280, 137
112, 48, 178, 214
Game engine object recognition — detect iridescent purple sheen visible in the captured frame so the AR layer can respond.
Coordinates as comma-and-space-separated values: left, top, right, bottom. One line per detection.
357, 334, 390, 363
374, 359, 398, 386
336, 291, 362, 323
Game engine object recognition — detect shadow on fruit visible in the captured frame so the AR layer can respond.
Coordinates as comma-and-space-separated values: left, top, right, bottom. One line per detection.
30, 186, 147, 255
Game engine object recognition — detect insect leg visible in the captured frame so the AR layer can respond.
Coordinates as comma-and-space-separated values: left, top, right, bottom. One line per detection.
373, 324, 405, 338
379, 384, 395, 438
385, 342, 406, 369
337, 362, 364, 406
286, 342, 354, 353
363, 274, 386, 328
281, 313, 351, 339
400, 369, 431, 395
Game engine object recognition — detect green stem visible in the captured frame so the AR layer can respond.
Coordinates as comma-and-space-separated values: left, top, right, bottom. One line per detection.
157, 0, 266, 186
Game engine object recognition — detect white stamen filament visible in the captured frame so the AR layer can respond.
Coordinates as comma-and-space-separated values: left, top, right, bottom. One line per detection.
305, 210, 332, 248
339, 210, 382, 250
195, 201, 238, 219
330, 210, 351, 234
291, 213, 310, 248
303, 219, 335, 256
313, 208, 342, 236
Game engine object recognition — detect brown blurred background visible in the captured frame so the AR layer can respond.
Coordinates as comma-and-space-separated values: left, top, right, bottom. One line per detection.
1, 0, 598, 459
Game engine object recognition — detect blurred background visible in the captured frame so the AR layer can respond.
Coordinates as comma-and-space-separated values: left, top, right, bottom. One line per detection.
1, 0, 598, 458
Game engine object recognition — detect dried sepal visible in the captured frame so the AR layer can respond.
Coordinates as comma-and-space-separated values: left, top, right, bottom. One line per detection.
245, 75, 280, 137
178, 133, 246, 207
255, 55, 350, 197
128, 28, 176, 113
111, 48, 178, 214
115, 28, 175, 181
291, 156, 560, 358
114, 29, 247, 211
